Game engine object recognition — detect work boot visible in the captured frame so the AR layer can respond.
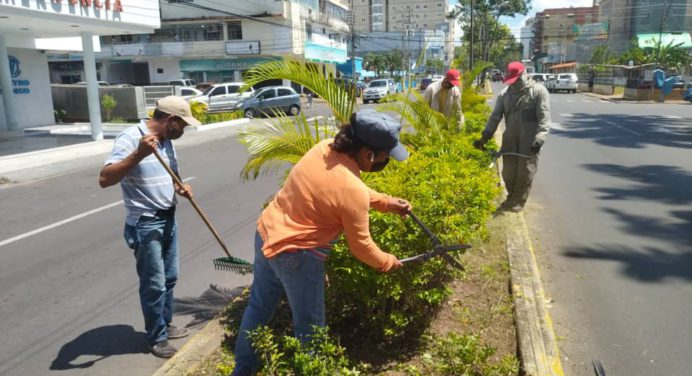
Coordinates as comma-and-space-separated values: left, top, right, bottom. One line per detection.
150, 340, 177, 358
167, 325, 190, 339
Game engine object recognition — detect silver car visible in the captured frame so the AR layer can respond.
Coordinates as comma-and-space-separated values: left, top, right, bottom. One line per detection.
187, 82, 254, 111
235, 86, 301, 118
362, 79, 398, 103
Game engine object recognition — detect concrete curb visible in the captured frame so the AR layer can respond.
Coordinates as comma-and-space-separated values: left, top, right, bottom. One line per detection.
506, 214, 564, 376
492, 128, 564, 376
152, 318, 226, 376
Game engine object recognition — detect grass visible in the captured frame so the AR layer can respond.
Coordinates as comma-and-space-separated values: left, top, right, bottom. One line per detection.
189, 207, 519, 376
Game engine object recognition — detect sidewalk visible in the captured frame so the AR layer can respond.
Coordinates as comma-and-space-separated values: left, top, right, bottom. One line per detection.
0, 119, 251, 183
582, 91, 689, 104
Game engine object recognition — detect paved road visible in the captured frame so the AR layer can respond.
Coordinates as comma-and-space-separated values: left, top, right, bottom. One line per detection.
494, 87, 692, 375
0, 126, 280, 376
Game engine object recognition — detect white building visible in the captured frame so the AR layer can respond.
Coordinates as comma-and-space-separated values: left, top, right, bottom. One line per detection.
520, 17, 535, 61
48, 0, 350, 87
0, 1, 160, 138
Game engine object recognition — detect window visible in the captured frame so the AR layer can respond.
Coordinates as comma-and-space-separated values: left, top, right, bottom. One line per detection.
424, 5, 428, 8
210, 86, 226, 96
416, 5, 420, 9
203, 24, 222, 41
437, 3, 442, 7
278, 88, 293, 97
181, 88, 196, 96
227, 21, 242, 40
259, 89, 276, 99
227, 85, 240, 94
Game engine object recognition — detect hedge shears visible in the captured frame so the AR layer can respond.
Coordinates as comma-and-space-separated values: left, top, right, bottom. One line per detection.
400, 211, 471, 270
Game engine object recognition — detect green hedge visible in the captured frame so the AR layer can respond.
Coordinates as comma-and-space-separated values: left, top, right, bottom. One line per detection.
325, 134, 499, 354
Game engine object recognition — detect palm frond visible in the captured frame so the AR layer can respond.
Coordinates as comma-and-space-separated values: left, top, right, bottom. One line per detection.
237, 113, 338, 181
241, 57, 355, 124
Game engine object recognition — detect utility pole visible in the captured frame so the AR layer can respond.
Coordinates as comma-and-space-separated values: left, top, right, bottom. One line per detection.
470, 0, 474, 71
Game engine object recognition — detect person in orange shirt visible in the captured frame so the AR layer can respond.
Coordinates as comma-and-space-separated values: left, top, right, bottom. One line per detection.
232, 110, 411, 376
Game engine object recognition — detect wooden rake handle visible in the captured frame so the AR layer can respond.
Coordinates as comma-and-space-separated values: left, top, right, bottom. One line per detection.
150, 148, 233, 260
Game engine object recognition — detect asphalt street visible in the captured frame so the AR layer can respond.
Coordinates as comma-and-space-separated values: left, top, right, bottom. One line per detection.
489, 85, 692, 375
0, 125, 280, 376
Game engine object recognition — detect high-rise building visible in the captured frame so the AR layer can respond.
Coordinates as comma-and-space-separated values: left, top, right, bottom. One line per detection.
349, 0, 454, 68
533, 6, 599, 68
520, 17, 536, 61
599, 0, 691, 54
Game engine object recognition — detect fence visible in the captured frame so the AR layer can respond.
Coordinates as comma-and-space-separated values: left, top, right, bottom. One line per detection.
51, 85, 147, 122
143, 86, 175, 108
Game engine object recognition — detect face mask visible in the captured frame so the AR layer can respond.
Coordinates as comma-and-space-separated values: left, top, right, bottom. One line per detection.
166, 120, 184, 140
511, 72, 529, 90
370, 157, 390, 172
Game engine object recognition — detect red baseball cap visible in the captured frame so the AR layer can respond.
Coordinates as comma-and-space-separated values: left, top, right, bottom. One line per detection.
445, 69, 461, 86
503, 61, 525, 85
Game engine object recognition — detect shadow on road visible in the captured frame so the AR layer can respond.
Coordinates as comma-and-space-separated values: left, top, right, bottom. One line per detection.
554, 114, 692, 149
564, 163, 692, 282
174, 284, 247, 328
49, 324, 147, 370
565, 244, 692, 282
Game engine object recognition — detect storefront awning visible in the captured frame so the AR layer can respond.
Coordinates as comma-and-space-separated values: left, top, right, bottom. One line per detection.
547, 62, 577, 70
637, 33, 692, 49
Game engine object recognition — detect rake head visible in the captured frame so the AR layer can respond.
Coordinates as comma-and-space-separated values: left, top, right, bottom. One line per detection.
213, 256, 254, 275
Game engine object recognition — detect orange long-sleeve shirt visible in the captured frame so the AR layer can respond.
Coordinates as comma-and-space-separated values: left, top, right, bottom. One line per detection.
257, 139, 397, 272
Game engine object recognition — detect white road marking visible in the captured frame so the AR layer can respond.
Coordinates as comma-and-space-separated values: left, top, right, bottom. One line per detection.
560, 113, 574, 117
663, 115, 682, 120
604, 120, 641, 136
566, 99, 575, 103
0, 177, 196, 249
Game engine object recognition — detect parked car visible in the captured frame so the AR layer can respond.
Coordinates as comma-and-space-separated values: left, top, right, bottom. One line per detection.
362, 79, 398, 103
235, 86, 301, 118
419, 77, 433, 91
547, 73, 578, 93
187, 82, 254, 112
529, 73, 553, 84
169, 79, 197, 87
177, 87, 203, 101
669, 75, 686, 89
76, 81, 110, 86
492, 72, 504, 82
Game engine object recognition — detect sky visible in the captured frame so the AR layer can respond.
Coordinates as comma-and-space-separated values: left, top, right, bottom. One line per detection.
448, 0, 596, 41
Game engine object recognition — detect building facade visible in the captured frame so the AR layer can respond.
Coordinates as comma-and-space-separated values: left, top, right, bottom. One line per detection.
0, 0, 160, 134
349, 0, 454, 68
521, 17, 536, 61
48, 0, 350, 86
599, 0, 691, 54
533, 6, 599, 70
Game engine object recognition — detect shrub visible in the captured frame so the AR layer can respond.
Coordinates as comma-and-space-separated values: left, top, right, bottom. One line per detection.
101, 94, 117, 122
188, 100, 243, 124
248, 326, 363, 376
416, 333, 519, 376
326, 135, 499, 355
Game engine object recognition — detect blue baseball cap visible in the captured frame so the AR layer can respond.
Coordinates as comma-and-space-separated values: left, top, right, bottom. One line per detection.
351, 110, 409, 161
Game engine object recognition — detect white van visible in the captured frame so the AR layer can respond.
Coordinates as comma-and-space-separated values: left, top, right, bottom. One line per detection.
547, 73, 578, 93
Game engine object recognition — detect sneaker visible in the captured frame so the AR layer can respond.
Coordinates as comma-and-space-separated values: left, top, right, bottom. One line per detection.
167, 325, 190, 339
150, 340, 177, 358
509, 204, 524, 212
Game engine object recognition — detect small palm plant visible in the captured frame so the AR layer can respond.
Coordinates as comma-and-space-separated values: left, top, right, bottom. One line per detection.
236, 58, 353, 180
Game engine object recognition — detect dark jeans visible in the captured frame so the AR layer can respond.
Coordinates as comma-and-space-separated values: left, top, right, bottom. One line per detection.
232, 232, 326, 375
124, 209, 178, 345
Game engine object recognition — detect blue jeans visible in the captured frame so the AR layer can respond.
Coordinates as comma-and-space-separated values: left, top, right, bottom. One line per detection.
232, 232, 326, 376
124, 211, 178, 345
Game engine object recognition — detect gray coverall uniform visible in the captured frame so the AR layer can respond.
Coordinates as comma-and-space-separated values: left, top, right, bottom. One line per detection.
482, 81, 551, 207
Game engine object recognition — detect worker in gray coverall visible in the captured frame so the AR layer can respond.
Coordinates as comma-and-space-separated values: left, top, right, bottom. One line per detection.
473, 61, 550, 212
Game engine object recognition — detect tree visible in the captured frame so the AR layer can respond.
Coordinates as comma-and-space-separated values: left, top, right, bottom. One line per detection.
425, 58, 445, 75
101, 94, 117, 122
450, 0, 530, 70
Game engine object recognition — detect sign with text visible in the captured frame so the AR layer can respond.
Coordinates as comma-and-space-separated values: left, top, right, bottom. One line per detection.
0, 0, 160, 28
225, 41, 261, 55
